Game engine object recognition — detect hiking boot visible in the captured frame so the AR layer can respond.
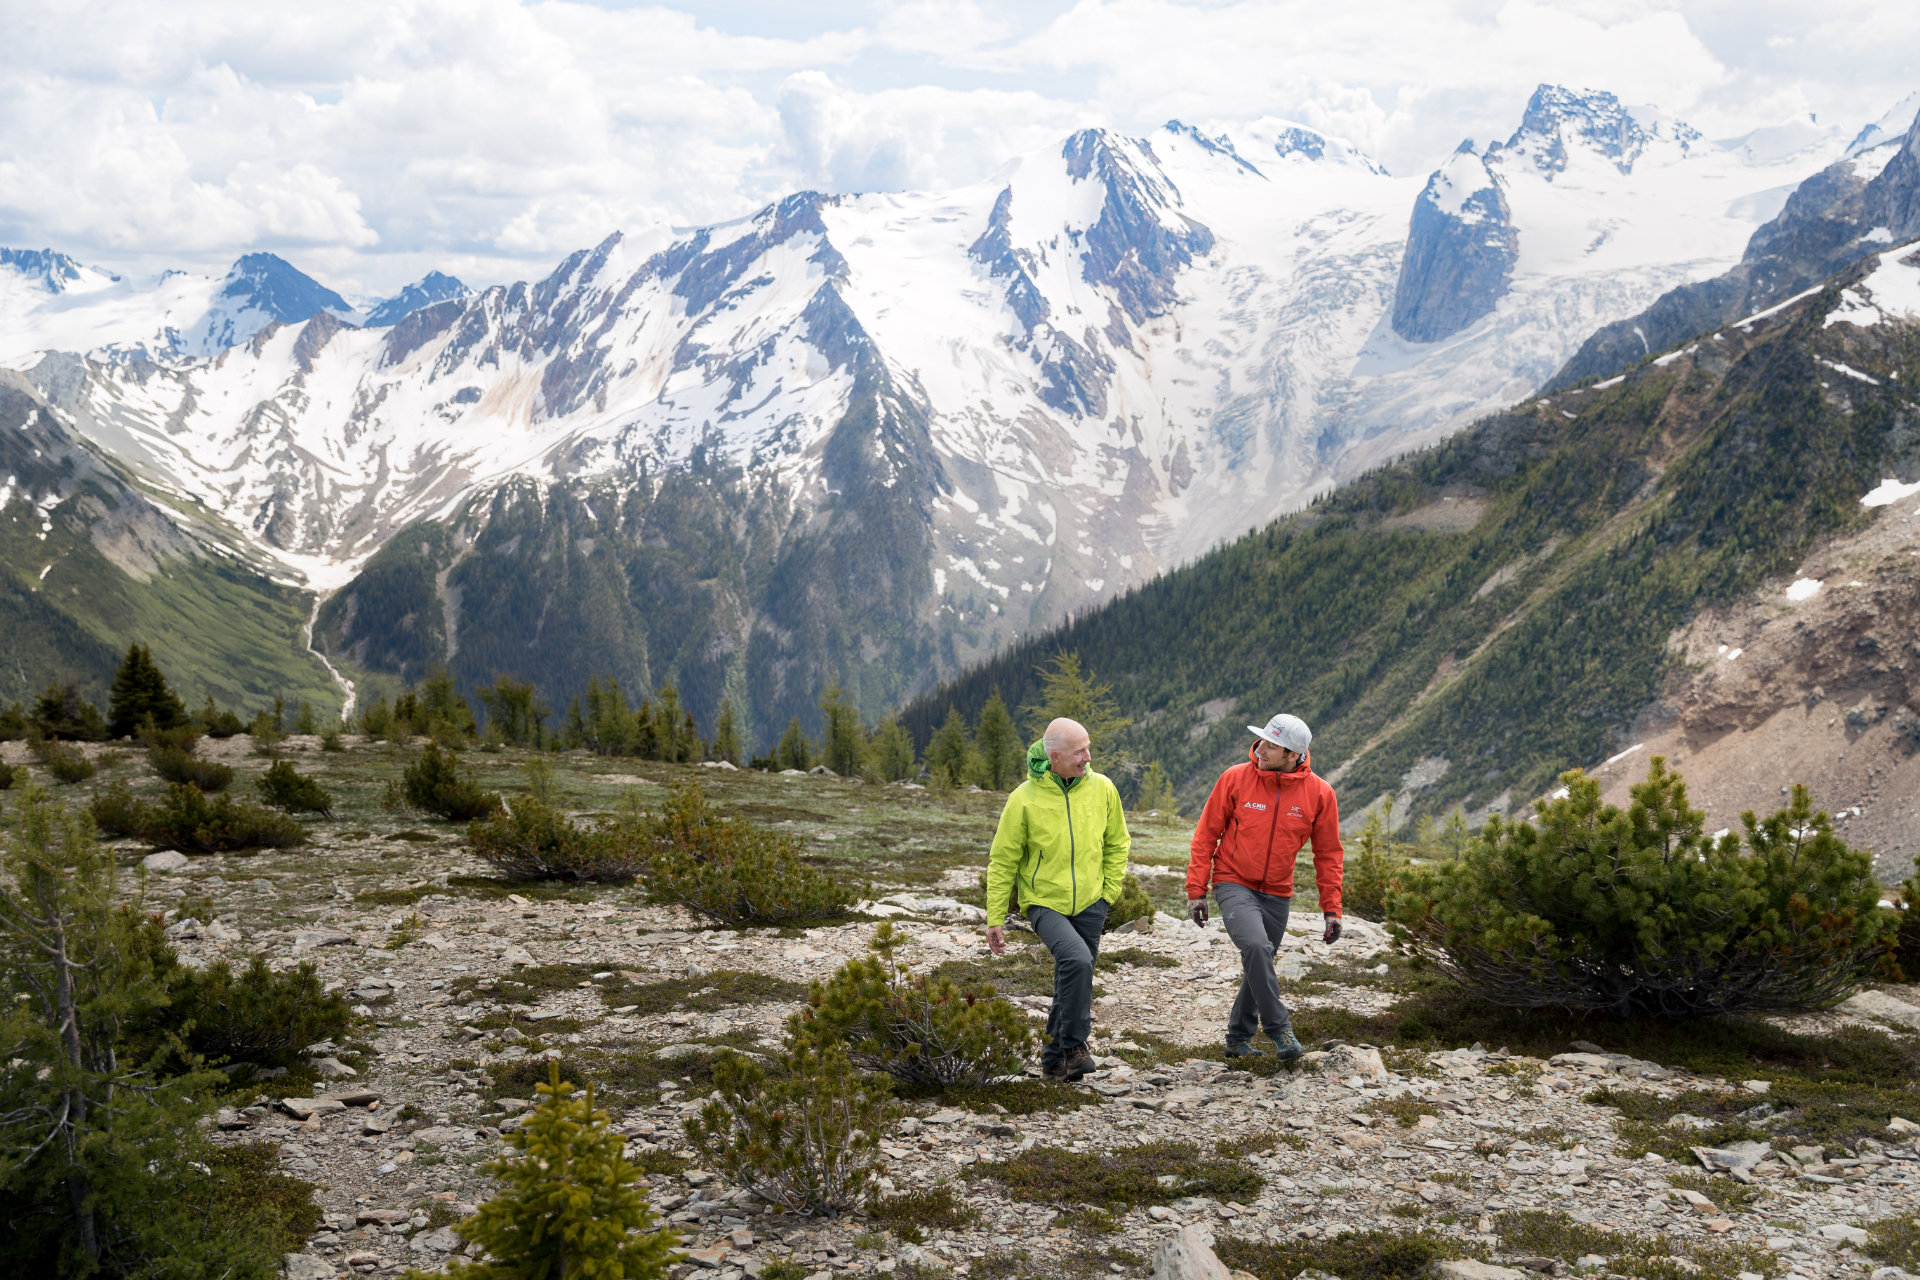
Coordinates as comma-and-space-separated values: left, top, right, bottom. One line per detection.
1223, 1042, 1269, 1061
1270, 1025, 1305, 1063
1041, 1057, 1069, 1080
1060, 1045, 1095, 1081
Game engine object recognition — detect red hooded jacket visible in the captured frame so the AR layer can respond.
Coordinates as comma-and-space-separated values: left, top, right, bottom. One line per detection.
1186, 746, 1345, 915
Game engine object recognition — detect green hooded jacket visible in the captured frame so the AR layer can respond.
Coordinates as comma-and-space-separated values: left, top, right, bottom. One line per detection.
984, 739, 1131, 922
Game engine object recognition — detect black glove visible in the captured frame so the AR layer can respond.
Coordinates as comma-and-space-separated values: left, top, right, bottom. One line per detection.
1323, 916, 1342, 944
1188, 899, 1208, 926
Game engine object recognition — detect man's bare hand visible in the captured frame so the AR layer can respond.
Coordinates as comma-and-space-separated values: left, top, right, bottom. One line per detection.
987, 925, 1005, 955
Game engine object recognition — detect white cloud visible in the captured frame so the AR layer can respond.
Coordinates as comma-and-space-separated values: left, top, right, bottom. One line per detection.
0, 0, 1914, 296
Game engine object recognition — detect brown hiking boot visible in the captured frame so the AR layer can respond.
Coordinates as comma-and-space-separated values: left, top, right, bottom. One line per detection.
1060, 1045, 1095, 1082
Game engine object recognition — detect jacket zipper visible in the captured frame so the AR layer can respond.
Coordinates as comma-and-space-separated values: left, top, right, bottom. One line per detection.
1062, 779, 1078, 915
1261, 769, 1279, 894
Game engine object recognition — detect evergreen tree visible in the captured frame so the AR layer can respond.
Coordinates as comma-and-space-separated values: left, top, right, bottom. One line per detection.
819, 685, 865, 777
0, 789, 286, 1275
476, 675, 549, 747
652, 685, 698, 763
973, 691, 1018, 790
869, 716, 916, 781
292, 699, 319, 735
1134, 761, 1178, 815
409, 1061, 677, 1280
711, 700, 743, 765
417, 667, 477, 741
31, 680, 109, 742
1023, 652, 1131, 763
776, 717, 812, 771
926, 707, 976, 787
106, 644, 189, 739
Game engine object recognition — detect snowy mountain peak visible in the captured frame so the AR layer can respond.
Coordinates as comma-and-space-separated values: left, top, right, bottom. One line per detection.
364, 271, 470, 327
219, 253, 356, 325
1847, 91, 1920, 159
0, 247, 106, 293
1492, 84, 1682, 178
1392, 145, 1518, 342
1161, 121, 1265, 177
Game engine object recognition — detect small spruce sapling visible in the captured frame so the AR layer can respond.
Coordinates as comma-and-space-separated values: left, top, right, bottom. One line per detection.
792, 920, 1033, 1087
406, 1060, 679, 1280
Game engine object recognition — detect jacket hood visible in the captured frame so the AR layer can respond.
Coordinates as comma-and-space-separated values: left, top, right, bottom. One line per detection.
1247, 744, 1314, 775
1027, 738, 1051, 782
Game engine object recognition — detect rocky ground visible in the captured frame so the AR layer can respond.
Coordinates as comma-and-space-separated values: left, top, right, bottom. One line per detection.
8, 738, 1920, 1280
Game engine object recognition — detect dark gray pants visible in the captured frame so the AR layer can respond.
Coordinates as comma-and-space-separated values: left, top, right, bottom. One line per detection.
1214, 881, 1293, 1047
1027, 899, 1109, 1065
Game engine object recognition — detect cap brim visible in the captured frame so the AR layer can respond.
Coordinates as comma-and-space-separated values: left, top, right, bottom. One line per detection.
1248, 725, 1282, 746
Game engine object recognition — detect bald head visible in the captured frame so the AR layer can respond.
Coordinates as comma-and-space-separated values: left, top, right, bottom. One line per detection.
1044, 717, 1091, 778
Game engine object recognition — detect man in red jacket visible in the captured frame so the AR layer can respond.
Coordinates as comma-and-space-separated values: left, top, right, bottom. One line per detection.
1186, 713, 1344, 1062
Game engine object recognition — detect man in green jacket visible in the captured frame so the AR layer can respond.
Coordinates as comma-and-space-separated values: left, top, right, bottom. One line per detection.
984, 717, 1131, 1081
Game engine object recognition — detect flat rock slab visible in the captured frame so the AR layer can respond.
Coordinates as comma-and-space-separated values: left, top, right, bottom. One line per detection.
282, 1254, 337, 1280
279, 1097, 347, 1120
413, 1126, 470, 1145
143, 851, 190, 872
357, 1208, 410, 1225
1843, 990, 1920, 1029
292, 929, 354, 949
330, 1090, 381, 1107
1434, 1262, 1532, 1280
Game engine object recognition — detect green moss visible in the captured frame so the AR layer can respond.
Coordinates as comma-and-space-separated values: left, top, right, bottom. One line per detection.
1363, 1096, 1442, 1128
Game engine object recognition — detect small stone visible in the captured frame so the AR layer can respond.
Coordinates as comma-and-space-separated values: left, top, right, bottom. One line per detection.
332, 1090, 381, 1107
1817, 1225, 1869, 1246
311, 1057, 357, 1079
683, 1170, 716, 1186
356, 1209, 410, 1226
730, 1228, 755, 1249
279, 1097, 347, 1120
418, 1226, 461, 1253
687, 1246, 730, 1268
1741, 1080, 1770, 1094
143, 851, 191, 872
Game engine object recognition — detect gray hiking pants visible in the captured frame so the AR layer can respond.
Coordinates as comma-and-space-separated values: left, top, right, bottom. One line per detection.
1027, 899, 1110, 1065
1214, 881, 1293, 1047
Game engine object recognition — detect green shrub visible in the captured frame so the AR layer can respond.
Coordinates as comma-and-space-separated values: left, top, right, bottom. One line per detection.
1103, 873, 1153, 933
1345, 804, 1399, 923
141, 783, 306, 854
387, 740, 500, 821
467, 798, 645, 882
30, 679, 109, 741
1216, 1228, 1471, 1280
0, 762, 24, 790
793, 921, 1033, 1088
198, 697, 246, 738
405, 1061, 678, 1280
158, 956, 350, 1069
0, 702, 28, 740
148, 743, 235, 792
865, 1185, 980, 1242
643, 782, 856, 924
683, 1039, 897, 1216
36, 738, 97, 784
255, 760, 333, 816
1387, 759, 1895, 1017
88, 778, 151, 837
969, 1140, 1261, 1212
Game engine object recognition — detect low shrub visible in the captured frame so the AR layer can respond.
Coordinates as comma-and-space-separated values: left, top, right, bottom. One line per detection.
148, 743, 235, 792
198, 699, 246, 738
255, 760, 333, 816
793, 921, 1033, 1088
1102, 873, 1153, 933
0, 762, 24, 789
969, 1140, 1262, 1213
140, 723, 202, 751
467, 798, 645, 882
683, 1039, 897, 1216
865, 1185, 980, 1242
142, 783, 306, 854
386, 740, 500, 821
643, 783, 857, 924
1216, 1228, 1473, 1280
88, 778, 151, 837
41, 741, 97, 784
1494, 1209, 1773, 1280
1866, 1215, 1920, 1271
1387, 760, 1895, 1017
158, 957, 350, 1068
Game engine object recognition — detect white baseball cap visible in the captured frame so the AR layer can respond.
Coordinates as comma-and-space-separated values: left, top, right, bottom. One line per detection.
1248, 713, 1312, 753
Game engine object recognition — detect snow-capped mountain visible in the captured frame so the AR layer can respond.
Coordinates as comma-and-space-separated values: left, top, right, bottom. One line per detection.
0, 86, 1899, 739
364, 271, 471, 327
0, 250, 356, 366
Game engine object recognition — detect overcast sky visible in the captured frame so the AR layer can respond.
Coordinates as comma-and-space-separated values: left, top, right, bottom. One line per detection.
3, 0, 1916, 299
